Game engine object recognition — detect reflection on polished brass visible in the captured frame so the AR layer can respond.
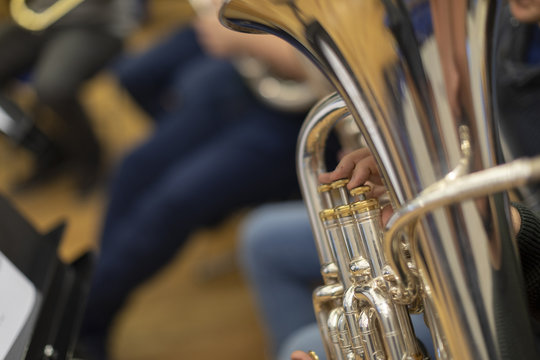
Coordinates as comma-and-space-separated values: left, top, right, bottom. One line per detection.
221, 1, 540, 359
10, 0, 84, 31
307, 350, 319, 360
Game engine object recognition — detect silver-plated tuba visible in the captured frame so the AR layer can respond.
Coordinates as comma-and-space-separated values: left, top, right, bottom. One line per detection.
220, 1, 540, 359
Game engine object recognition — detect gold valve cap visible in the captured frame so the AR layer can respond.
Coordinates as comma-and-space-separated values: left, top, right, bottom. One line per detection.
330, 178, 349, 189
351, 198, 379, 213
317, 183, 332, 193
335, 204, 353, 217
350, 185, 371, 196
319, 208, 336, 220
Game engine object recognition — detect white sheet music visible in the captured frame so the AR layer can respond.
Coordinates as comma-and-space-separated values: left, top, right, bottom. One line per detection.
0, 252, 37, 359
0, 107, 13, 133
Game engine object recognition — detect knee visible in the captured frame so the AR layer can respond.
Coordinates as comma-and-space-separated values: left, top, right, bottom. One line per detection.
239, 202, 311, 272
238, 207, 279, 274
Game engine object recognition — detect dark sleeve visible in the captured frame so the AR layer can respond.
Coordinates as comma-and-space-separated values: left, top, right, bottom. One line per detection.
512, 202, 540, 314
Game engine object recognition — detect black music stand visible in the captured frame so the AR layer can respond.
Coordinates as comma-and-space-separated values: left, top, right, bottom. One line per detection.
0, 194, 95, 360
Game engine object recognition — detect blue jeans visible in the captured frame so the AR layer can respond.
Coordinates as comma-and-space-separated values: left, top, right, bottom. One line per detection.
278, 323, 327, 360
80, 42, 306, 346
113, 27, 204, 120
240, 201, 320, 357
239, 201, 435, 360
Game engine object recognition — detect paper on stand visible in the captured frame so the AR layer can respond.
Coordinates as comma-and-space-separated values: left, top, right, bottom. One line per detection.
0, 252, 37, 359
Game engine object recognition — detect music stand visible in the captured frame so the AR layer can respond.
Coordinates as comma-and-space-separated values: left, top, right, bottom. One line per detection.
0, 194, 95, 360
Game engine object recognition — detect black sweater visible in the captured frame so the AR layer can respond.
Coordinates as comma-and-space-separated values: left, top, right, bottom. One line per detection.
513, 202, 540, 318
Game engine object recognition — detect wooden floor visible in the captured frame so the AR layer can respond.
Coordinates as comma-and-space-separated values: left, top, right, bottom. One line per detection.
0, 1, 270, 359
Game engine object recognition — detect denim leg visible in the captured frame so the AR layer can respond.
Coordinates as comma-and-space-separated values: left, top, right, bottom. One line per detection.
100, 58, 248, 243
32, 28, 121, 166
239, 201, 322, 354
113, 27, 204, 118
277, 323, 326, 360
411, 314, 435, 358
82, 98, 304, 339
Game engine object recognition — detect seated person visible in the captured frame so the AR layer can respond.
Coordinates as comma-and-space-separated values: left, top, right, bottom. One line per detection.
239, 201, 326, 360
77, 4, 327, 359
0, 0, 140, 194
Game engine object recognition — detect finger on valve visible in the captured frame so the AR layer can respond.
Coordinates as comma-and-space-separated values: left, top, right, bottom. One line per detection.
290, 350, 319, 360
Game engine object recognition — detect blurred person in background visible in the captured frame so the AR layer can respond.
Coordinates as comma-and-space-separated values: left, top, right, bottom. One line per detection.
0, 0, 141, 194
238, 201, 330, 360
76, 1, 329, 358
493, 0, 540, 213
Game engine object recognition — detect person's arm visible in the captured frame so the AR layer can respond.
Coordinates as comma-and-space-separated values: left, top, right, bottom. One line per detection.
511, 202, 540, 320
507, 0, 540, 23
192, 11, 308, 81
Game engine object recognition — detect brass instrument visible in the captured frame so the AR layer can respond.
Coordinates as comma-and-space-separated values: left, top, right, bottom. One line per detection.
189, 0, 322, 112
9, 0, 84, 31
220, 1, 540, 359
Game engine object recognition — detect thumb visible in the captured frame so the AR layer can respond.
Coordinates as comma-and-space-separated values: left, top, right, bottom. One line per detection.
290, 350, 316, 360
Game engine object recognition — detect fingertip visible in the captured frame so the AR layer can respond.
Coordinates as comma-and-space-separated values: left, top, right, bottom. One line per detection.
318, 170, 336, 183
349, 167, 369, 189
317, 173, 329, 184
290, 350, 312, 360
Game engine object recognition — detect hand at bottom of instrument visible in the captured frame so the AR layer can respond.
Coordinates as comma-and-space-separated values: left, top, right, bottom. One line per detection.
290, 350, 319, 360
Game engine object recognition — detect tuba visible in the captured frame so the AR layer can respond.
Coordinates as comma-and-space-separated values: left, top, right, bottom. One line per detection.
220, 1, 540, 359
